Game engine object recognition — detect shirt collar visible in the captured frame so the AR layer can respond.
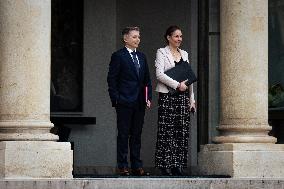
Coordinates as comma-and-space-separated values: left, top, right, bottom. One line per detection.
125, 46, 136, 54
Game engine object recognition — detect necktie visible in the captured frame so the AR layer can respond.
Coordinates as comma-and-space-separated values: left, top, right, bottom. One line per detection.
131, 51, 140, 76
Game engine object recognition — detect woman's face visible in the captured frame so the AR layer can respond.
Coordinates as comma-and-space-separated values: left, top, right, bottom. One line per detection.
167, 29, 182, 48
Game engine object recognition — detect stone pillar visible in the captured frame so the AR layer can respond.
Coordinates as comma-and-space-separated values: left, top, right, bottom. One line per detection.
198, 0, 284, 178
214, 0, 275, 144
0, 0, 72, 178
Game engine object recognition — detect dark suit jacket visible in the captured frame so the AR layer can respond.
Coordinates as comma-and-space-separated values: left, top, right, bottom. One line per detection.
107, 47, 152, 107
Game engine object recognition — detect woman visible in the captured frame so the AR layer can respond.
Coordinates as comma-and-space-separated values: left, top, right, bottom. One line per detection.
154, 25, 196, 176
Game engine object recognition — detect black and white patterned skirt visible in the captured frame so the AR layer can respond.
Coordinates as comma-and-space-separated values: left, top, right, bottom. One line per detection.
155, 91, 190, 168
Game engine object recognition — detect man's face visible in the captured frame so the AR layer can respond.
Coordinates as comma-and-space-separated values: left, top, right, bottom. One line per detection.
124, 30, 140, 50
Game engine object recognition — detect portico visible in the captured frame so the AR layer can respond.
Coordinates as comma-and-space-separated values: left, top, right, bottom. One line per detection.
0, 0, 283, 181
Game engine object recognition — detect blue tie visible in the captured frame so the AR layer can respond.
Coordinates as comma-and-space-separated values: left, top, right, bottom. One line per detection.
131, 51, 140, 76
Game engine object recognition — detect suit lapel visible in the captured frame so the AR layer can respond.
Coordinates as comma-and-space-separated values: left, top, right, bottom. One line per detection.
137, 52, 144, 77
123, 47, 139, 79
164, 46, 175, 67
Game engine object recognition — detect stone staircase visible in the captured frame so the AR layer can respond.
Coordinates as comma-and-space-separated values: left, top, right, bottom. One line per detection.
1, 178, 284, 189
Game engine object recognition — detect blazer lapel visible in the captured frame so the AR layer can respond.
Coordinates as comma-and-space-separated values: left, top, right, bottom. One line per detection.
123, 47, 139, 79
164, 46, 175, 67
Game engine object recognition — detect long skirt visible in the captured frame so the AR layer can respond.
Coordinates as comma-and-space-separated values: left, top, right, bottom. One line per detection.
155, 91, 190, 168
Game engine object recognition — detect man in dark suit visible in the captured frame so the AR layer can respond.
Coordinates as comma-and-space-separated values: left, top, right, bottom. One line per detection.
107, 27, 152, 176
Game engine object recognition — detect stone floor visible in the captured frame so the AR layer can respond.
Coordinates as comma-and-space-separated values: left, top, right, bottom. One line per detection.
1, 178, 284, 189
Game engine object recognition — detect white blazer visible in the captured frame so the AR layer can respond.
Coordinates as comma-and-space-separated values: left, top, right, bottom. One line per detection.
155, 46, 195, 103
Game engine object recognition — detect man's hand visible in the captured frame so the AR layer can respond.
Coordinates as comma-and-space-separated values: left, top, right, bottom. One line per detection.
146, 100, 151, 109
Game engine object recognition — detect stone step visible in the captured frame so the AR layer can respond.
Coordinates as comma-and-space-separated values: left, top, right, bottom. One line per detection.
0, 178, 284, 189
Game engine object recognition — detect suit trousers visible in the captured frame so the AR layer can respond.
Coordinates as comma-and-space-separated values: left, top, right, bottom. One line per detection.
115, 102, 145, 169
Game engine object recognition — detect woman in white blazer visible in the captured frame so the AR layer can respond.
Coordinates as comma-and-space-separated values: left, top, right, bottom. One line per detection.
154, 26, 196, 176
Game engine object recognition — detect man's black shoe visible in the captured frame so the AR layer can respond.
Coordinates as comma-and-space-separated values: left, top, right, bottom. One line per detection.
117, 168, 130, 176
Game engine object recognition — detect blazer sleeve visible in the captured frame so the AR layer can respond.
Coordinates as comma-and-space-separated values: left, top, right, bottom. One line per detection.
107, 52, 120, 107
189, 84, 195, 104
155, 49, 179, 89
186, 52, 195, 104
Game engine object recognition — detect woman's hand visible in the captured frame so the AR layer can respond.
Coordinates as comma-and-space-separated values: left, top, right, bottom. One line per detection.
178, 80, 188, 92
189, 102, 196, 113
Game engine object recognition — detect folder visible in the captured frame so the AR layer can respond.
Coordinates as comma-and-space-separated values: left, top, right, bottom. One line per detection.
164, 61, 197, 94
144, 86, 148, 103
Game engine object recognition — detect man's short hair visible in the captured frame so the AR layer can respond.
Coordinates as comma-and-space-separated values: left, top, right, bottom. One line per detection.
122, 26, 140, 36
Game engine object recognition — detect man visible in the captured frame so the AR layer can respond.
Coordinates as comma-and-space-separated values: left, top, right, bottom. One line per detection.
107, 27, 152, 176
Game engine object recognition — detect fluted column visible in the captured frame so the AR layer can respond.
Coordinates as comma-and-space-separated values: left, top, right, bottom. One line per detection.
0, 0, 72, 178
213, 0, 276, 143
0, 0, 58, 141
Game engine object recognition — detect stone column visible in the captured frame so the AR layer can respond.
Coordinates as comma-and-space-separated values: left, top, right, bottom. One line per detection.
198, 0, 284, 178
214, 0, 275, 144
0, 0, 72, 178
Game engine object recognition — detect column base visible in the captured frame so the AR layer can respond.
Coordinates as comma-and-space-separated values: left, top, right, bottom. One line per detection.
198, 143, 284, 178
0, 141, 73, 178
0, 120, 58, 141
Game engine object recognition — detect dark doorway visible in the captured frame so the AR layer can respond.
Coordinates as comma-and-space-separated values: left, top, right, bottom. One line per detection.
50, 0, 95, 143
268, 0, 284, 143
51, 0, 83, 113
